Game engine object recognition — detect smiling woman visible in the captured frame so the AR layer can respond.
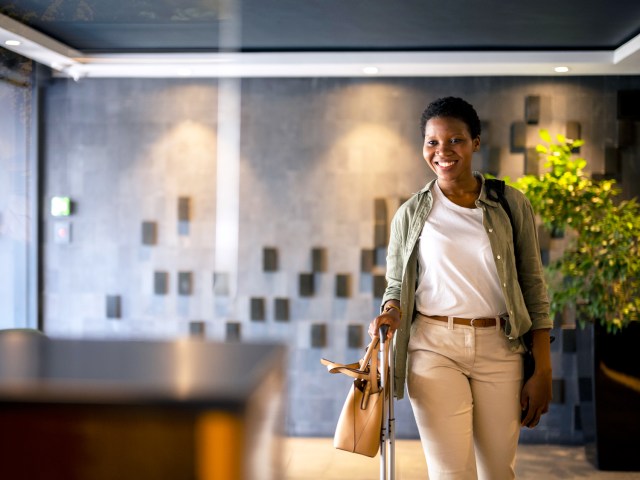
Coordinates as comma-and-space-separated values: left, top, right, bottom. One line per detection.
368, 97, 553, 480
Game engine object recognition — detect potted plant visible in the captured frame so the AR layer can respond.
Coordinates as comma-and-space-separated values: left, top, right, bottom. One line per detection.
511, 130, 640, 470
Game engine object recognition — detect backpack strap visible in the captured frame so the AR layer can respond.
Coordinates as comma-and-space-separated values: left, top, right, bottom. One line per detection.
485, 178, 515, 246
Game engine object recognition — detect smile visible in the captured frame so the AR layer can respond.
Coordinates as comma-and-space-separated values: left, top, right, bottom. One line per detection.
436, 160, 456, 167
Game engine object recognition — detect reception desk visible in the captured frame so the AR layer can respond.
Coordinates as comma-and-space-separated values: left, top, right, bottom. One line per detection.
0, 331, 286, 480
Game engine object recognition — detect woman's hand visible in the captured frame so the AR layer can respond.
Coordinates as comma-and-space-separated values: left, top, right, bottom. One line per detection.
520, 369, 552, 428
521, 328, 553, 428
368, 301, 402, 340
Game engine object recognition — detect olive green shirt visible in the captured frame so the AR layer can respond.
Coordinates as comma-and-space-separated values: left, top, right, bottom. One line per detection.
382, 174, 552, 399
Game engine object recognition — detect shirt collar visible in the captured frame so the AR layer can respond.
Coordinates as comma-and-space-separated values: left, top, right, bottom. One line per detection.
417, 173, 500, 208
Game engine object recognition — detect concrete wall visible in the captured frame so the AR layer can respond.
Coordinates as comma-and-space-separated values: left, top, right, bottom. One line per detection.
41, 75, 640, 442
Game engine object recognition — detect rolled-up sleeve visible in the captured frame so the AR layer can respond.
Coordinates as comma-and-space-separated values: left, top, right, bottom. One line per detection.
513, 194, 552, 330
382, 213, 403, 308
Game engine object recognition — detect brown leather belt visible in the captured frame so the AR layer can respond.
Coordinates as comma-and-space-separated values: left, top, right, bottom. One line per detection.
426, 315, 506, 328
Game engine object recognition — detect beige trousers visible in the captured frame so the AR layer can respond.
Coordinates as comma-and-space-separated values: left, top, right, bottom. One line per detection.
407, 314, 524, 480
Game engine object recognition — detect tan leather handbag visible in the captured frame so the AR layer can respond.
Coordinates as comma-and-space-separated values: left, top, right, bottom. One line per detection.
321, 337, 388, 457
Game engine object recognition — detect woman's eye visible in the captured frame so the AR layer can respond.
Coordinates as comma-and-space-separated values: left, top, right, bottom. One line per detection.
450, 138, 461, 144
426, 141, 437, 147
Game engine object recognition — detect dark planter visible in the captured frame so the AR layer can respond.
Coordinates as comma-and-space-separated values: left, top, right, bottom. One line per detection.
577, 321, 640, 471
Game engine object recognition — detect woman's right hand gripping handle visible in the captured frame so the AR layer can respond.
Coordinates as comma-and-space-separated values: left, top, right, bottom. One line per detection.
368, 300, 402, 340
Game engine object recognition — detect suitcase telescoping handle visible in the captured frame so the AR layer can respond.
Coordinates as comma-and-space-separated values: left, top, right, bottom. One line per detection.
378, 323, 395, 480
379, 324, 389, 340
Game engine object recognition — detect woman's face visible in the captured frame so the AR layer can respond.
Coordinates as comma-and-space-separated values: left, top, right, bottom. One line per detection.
422, 116, 480, 183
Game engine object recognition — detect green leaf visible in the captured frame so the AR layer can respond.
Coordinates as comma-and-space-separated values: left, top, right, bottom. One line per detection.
539, 129, 552, 143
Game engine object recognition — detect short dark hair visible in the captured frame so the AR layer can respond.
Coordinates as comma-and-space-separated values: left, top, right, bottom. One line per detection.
420, 97, 481, 139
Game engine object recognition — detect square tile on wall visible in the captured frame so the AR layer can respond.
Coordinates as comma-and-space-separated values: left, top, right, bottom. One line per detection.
274, 298, 289, 322
299, 273, 314, 297
154, 271, 169, 295
250, 297, 265, 321
178, 272, 193, 295
311, 324, 327, 348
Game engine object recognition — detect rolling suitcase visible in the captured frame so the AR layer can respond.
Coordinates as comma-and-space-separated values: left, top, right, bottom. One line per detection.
379, 324, 396, 480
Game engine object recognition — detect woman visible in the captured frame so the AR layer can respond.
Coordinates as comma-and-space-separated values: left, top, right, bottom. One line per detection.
369, 97, 553, 480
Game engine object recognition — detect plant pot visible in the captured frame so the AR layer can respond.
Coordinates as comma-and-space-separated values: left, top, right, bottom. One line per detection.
577, 321, 640, 471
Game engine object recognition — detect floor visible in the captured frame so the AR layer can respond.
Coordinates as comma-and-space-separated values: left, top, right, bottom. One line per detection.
283, 437, 640, 480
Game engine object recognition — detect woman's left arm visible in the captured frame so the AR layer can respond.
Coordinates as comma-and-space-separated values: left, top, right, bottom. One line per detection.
512, 192, 553, 427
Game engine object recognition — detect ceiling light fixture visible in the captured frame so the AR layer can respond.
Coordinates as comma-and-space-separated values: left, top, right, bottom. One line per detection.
362, 66, 379, 75
177, 68, 192, 76
4, 39, 21, 46
554, 66, 570, 73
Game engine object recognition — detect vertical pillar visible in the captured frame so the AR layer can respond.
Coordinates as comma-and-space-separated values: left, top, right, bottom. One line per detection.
215, 79, 241, 304
214, 0, 242, 318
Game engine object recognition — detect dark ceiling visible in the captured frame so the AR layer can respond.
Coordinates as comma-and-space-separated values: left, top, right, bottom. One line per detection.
1, 0, 640, 54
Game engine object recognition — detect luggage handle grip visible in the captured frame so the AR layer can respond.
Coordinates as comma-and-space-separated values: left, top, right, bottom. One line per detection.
379, 324, 389, 341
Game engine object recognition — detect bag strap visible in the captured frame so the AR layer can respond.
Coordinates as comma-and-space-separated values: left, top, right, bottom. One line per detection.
485, 178, 516, 247
485, 178, 555, 344
320, 337, 382, 390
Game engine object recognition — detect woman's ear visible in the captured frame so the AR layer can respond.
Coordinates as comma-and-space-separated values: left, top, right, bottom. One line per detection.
473, 136, 481, 152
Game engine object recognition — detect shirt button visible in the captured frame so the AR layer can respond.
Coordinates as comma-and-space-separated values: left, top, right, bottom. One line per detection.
503, 283, 507, 287
497, 255, 501, 260
488, 228, 493, 233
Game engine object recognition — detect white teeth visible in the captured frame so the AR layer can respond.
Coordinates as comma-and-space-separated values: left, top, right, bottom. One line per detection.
438, 161, 455, 167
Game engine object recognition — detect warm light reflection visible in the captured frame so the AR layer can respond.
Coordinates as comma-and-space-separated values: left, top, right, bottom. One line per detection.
174, 339, 193, 398
554, 66, 570, 73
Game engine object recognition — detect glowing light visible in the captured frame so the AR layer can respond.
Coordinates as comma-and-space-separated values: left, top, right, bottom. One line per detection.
554, 66, 570, 73
362, 66, 379, 75
4, 40, 21, 46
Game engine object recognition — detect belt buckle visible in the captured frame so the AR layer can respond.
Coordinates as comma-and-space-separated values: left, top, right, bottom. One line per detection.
470, 318, 476, 327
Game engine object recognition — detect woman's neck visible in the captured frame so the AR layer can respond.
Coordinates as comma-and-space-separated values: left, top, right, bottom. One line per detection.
437, 176, 481, 208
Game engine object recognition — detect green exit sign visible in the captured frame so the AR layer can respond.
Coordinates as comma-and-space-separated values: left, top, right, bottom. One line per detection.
51, 196, 71, 217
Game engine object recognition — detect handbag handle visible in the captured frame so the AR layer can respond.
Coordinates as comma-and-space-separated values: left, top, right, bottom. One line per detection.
320, 337, 383, 394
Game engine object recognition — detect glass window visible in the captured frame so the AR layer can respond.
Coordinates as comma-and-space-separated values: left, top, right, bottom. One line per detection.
0, 48, 36, 329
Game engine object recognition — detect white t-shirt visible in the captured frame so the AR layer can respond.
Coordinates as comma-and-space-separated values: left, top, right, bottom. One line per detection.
415, 181, 507, 318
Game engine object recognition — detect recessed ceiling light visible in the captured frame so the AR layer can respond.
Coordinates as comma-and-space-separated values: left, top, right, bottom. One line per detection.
362, 66, 379, 75
554, 66, 570, 73
5, 40, 21, 46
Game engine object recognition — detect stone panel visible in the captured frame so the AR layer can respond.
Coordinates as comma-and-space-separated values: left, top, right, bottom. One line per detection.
525, 95, 541, 125
299, 273, 315, 297
154, 271, 169, 295
335, 273, 351, 298
311, 248, 327, 272
250, 297, 265, 321
178, 272, 193, 296
189, 320, 206, 337
274, 298, 289, 322
141, 221, 157, 245
263, 247, 278, 272
310, 323, 327, 348
347, 324, 363, 349
106, 295, 121, 319
226, 322, 241, 342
